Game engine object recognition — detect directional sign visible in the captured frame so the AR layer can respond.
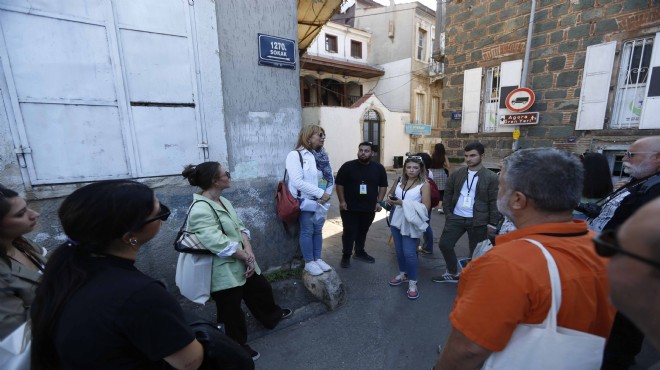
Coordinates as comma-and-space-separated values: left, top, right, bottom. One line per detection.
405, 123, 432, 135
258, 34, 296, 69
499, 112, 539, 125
505, 87, 535, 112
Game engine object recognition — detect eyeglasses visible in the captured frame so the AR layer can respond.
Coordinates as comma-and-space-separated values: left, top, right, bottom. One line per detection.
223, 170, 231, 179
317, 132, 326, 138
623, 151, 657, 158
592, 229, 660, 269
141, 204, 171, 226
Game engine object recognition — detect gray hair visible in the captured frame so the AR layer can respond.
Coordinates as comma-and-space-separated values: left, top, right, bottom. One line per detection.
503, 148, 583, 212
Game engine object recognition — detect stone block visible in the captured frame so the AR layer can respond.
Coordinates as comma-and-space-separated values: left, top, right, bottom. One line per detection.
454, 53, 467, 64
581, 7, 604, 22
302, 269, 346, 310
526, 126, 549, 137
559, 14, 577, 27
505, 16, 527, 31
540, 0, 556, 6
574, 52, 586, 69
531, 59, 547, 74
572, 0, 595, 11
532, 46, 555, 59
545, 89, 567, 99
532, 34, 547, 48
550, 30, 564, 44
489, 22, 505, 34
595, 19, 618, 34
557, 71, 580, 87
568, 24, 591, 40
500, 6, 517, 19
450, 74, 464, 86
535, 20, 558, 34
558, 41, 579, 53
479, 13, 498, 28
623, 0, 649, 11
549, 125, 576, 138
453, 11, 471, 23
574, 88, 581, 98
554, 100, 579, 110
583, 35, 604, 48
489, 0, 506, 12
471, 3, 487, 17
471, 49, 483, 61
548, 56, 566, 71
532, 74, 554, 89
552, 2, 570, 17
531, 102, 548, 112
464, 20, 476, 30
605, 3, 623, 16
540, 112, 564, 124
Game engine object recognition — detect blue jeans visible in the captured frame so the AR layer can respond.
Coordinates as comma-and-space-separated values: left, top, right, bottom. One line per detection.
390, 224, 419, 281
422, 208, 433, 252
299, 211, 324, 261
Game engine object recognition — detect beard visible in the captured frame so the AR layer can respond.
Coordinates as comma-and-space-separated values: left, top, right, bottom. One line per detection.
497, 191, 515, 225
623, 161, 655, 179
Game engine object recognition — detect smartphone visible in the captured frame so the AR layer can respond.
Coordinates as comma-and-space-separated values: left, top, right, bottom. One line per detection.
389, 195, 399, 201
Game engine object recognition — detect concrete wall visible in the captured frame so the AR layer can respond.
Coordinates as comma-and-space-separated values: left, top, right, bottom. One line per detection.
355, 5, 416, 64
363, 58, 412, 112
441, 0, 660, 160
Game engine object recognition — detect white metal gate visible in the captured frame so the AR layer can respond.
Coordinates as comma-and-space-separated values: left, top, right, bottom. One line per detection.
0, 0, 209, 184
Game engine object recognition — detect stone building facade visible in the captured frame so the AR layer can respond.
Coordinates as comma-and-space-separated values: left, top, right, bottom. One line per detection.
440, 0, 660, 173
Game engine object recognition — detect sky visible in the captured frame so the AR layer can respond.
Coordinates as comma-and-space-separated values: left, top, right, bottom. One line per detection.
342, 0, 437, 12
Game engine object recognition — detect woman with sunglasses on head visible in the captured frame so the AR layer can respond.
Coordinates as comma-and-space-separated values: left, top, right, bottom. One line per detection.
30, 180, 204, 370
182, 162, 291, 362
286, 125, 334, 276
385, 156, 431, 300
0, 184, 46, 340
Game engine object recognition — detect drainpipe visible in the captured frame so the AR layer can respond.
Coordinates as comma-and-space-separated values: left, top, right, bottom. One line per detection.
512, 0, 536, 151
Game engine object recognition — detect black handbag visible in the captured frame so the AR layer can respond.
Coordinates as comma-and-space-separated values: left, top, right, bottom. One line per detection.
174, 200, 224, 255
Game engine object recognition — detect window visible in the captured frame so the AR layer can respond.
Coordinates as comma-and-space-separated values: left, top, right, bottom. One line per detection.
431, 97, 439, 128
417, 28, 427, 61
350, 40, 362, 59
415, 93, 425, 123
611, 36, 654, 129
325, 34, 338, 53
482, 66, 501, 132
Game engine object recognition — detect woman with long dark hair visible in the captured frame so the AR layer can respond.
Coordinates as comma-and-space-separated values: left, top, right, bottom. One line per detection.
182, 162, 291, 362
429, 143, 450, 207
574, 153, 614, 220
0, 184, 45, 339
31, 180, 204, 370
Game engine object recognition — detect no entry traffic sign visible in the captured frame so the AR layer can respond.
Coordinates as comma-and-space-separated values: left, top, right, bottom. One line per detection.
505, 87, 535, 112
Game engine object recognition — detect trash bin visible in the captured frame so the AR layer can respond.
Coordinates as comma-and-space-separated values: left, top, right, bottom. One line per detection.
393, 156, 403, 169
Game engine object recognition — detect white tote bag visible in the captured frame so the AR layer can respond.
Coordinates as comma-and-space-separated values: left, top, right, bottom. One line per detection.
482, 239, 605, 370
175, 253, 212, 304
0, 321, 31, 370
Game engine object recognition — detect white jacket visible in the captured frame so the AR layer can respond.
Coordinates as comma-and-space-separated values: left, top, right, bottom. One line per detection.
285, 148, 334, 200
390, 200, 429, 238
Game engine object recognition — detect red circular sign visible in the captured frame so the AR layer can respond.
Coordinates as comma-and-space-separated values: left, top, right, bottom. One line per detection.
505, 87, 535, 113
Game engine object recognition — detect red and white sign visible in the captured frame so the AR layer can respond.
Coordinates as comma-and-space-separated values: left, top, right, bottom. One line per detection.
505, 87, 535, 112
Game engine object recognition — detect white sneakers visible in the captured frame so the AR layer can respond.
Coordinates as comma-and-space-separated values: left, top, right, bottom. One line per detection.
304, 260, 332, 275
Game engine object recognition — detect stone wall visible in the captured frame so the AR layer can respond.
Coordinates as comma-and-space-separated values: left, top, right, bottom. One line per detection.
441, 0, 660, 160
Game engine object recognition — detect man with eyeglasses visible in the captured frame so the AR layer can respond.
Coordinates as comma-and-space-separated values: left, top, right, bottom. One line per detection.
586, 136, 660, 369
598, 198, 660, 370
335, 142, 388, 267
434, 148, 614, 370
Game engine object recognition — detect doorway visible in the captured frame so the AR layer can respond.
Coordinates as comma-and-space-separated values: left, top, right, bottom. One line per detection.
363, 109, 381, 163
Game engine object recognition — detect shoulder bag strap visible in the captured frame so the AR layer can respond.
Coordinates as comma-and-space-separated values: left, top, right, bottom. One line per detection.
521, 238, 561, 331
181, 200, 225, 234
283, 150, 304, 198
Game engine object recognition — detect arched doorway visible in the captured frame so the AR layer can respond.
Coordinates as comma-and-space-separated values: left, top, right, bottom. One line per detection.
363, 109, 381, 163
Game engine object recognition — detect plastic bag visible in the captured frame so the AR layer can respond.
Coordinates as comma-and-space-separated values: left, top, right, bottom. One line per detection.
312, 203, 330, 224
175, 253, 212, 304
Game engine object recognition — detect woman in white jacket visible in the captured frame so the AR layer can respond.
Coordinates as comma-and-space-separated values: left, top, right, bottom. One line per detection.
385, 156, 430, 300
285, 125, 334, 276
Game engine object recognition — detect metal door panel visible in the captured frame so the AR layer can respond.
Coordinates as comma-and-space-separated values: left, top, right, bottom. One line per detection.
0, 0, 106, 22
21, 103, 129, 181
131, 106, 200, 175
114, 0, 187, 36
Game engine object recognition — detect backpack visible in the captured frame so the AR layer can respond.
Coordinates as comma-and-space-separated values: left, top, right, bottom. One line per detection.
427, 177, 441, 208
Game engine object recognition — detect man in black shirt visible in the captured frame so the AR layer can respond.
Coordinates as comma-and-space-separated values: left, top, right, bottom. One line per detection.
336, 142, 388, 268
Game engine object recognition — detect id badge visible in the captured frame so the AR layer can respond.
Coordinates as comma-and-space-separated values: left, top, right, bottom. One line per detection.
462, 196, 473, 208
359, 184, 367, 195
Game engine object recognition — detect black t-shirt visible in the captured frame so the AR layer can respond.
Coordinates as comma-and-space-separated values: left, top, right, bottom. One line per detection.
54, 254, 194, 370
604, 174, 660, 230
335, 159, 388, 212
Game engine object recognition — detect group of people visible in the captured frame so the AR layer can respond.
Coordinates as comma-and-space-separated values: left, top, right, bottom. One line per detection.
2, 123, 659, 368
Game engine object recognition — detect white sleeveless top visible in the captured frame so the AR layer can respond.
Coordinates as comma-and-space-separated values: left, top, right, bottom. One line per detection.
394, 180, 424, 203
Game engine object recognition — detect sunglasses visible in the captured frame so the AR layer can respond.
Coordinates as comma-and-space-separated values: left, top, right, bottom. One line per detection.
223, 170, 231, 179
142, 204, 171, 226
592, 229, 660, 269
406, 156, 423, 161
623, 151, 656, 158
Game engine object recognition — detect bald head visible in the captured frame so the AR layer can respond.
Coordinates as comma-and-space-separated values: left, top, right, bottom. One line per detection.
623, 136, 660, 178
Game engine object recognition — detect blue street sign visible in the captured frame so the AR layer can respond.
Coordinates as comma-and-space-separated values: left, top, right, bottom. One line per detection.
258, 34, 296, 69
405, 123, 432, 135
451, 111, 462, 120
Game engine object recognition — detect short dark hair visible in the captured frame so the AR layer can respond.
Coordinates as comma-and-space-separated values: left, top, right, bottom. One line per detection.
0, 184, 19, 221
358, 142, 374, 150
464, 142, 485, 155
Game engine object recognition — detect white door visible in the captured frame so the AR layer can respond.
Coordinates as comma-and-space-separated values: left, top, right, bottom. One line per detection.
0, 0, 208, 184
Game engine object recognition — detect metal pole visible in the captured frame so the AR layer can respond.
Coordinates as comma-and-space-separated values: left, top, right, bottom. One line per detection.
512, 0, 536, 151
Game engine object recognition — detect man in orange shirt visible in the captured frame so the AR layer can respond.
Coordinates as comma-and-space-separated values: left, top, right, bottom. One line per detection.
434, 148, 614, 369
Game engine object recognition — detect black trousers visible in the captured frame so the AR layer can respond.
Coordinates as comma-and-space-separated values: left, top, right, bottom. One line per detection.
340, 210, 376, 256
211, 273, 283, 346
601, 311, 645, 370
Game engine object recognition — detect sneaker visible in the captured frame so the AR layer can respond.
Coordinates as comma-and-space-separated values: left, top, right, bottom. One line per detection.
407, 281, 419, 300
315, 259, 332, 272
281, 308, 293, 320
242, 344, 260, 361
389, 273, 409, 286
353, 252, 375, 263
431, 272, 460, 283
304, 261, 323, 276
340, 255, 350, 268
418, 247, 433, 255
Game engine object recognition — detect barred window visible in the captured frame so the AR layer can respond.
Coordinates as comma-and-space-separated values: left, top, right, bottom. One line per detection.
611, 36, 654, 129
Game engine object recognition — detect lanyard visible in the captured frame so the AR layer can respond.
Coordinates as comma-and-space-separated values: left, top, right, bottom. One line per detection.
466, 170, 478, 196
401, 179, 416, 200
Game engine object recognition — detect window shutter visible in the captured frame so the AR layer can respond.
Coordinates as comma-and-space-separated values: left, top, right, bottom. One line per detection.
639, 32, 660, 129
576, 41, 616, 130
461, 67, 482, 134
497, 60, 522, 133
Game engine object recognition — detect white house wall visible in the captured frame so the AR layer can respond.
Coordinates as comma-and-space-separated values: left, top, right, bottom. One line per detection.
307, 21, 371, 63
363, 58, 412, 112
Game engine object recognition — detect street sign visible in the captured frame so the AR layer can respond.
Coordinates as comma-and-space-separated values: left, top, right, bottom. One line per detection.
405, 123, 432, 135
505, 87, 535, 112
258, 34, 296, 69
499, 112, 539, 125
451, 111, 462, 120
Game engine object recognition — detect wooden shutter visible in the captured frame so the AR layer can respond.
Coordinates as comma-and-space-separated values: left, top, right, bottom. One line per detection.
639, 32, 660, 129
496, 60, 522, 133
461, 67, 482, 134
576, 41, 616, 130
